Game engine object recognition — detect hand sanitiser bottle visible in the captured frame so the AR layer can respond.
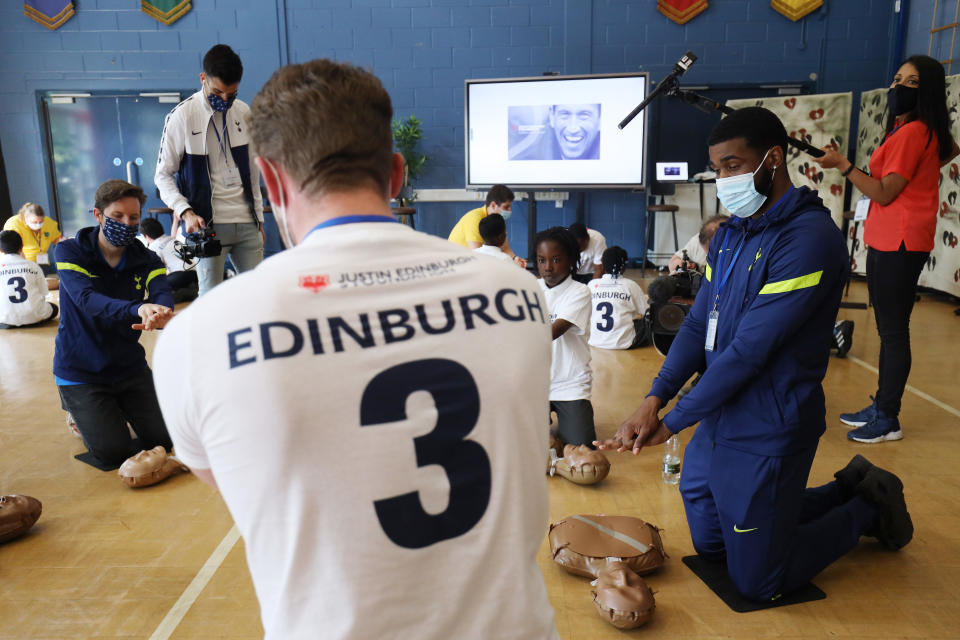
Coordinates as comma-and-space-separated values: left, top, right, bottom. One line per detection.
662, 435, 681, 485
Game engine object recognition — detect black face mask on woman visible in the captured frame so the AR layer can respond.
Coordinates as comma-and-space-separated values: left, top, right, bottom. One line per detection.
887, 84, 918, 117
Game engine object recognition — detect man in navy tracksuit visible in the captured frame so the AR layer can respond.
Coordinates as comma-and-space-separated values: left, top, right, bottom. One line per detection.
599, 108, 912, 601
55, 180, 175, 469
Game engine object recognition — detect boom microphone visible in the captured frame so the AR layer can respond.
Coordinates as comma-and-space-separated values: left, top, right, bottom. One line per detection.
619, 51, 698, 130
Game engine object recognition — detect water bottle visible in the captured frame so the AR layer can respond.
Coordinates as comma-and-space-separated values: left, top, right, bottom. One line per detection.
662, 435, 682, 485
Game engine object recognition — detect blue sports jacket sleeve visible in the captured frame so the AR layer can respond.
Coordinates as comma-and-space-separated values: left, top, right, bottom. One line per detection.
661, 222, 842, 433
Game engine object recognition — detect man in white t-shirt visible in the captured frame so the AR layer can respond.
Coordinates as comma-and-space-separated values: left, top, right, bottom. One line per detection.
152, 59, 558, 640
668, 215, 725, 273
568, 222, 607, 283
0, 230, 57, 329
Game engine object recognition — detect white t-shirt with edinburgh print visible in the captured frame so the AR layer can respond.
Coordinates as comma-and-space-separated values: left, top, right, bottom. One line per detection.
154, 219, 559, 640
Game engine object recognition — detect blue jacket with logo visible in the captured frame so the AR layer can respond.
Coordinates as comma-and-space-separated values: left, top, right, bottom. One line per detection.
54, 227, 173, 384
649, 186, 848, 456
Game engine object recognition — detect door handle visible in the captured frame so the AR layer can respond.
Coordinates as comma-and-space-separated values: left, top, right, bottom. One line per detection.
126, 160, 139, 185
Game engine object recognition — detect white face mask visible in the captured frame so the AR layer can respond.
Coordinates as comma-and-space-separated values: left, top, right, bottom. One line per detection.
262, 160, 294, 249
26, 220, 44, 231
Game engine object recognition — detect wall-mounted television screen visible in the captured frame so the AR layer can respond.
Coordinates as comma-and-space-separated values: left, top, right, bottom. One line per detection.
465, 72, 649, 190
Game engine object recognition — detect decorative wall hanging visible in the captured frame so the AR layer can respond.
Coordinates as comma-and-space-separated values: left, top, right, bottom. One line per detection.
771, 0, 824, 22
142, 0, 192, 26
24, 0, 75, 30
658, 0, 708, 25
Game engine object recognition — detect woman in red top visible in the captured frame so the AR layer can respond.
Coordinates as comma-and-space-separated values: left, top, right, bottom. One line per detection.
816, 55, 958, 443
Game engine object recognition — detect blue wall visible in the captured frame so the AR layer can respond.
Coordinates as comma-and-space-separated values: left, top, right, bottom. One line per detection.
1, 0, 898, 258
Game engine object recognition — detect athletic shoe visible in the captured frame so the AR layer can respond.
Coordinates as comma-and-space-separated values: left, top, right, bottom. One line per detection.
857, 466, 913, 550
833, 320, 854, 358
840, 396, 877, 427
847, 411, 903, 443
834, 454, 875, 499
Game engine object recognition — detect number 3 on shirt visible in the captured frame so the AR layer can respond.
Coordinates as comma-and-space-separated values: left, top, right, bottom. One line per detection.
7, 276, 27, 304
595, 301, 614, 332
360, 358, 491, 549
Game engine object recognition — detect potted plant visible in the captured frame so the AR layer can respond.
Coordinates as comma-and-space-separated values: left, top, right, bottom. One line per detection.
392, 115, 427, 207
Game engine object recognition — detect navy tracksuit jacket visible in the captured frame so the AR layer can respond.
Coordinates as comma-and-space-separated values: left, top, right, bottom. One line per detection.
54, 227, 173, 384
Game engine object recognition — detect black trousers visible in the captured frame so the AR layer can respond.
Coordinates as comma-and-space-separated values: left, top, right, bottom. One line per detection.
550, 399, 596, 446
866, 245, 929, 418
58, 367, 172, 470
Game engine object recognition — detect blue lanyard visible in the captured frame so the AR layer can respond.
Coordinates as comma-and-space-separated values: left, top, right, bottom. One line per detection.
303, 215, 398, 241
712, 230, 745, 310
211, 113, 231, 164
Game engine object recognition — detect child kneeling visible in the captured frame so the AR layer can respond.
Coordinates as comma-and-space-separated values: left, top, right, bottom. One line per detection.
537, 227, 596, 445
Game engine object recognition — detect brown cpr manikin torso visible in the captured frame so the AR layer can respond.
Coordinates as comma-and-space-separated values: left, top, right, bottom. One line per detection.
0, 495, 42, 543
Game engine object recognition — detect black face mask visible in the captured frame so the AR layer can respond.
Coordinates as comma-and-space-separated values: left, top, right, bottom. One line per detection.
887, 85, 918, 117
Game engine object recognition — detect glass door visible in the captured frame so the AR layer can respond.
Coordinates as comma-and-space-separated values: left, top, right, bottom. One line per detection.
41, 91, 186, 236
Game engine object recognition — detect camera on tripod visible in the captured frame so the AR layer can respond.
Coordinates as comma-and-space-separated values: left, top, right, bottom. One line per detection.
174, 228, 222, 262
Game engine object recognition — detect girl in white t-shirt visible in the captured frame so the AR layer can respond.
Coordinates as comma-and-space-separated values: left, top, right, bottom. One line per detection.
587, 247, 650, 350
536, 227, 596, 446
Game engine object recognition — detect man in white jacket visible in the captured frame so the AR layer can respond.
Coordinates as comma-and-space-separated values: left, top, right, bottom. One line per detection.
155, 44, 263, 296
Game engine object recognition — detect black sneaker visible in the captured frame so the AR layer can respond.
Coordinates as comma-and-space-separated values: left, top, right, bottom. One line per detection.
833, 320, 854, 358
834, 454, 875, 500
857, 467, 913, 550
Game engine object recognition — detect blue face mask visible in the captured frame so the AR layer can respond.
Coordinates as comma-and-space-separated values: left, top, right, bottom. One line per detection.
715, 149, 775, 218
101, 216, 140, 247
205, 84, 235, 113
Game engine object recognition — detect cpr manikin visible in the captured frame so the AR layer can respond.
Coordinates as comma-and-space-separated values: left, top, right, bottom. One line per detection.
118, 446, 189, 488
591, 561, 656, 629
549, 444, 610, 485
549, 514, 666, 578
0, 495, 42, 543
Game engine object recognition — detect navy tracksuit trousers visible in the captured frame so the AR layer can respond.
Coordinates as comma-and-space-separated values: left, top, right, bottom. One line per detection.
679, 425, 879, 601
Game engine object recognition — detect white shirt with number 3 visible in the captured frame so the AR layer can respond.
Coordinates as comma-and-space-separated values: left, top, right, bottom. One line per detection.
153, 221, 559, 640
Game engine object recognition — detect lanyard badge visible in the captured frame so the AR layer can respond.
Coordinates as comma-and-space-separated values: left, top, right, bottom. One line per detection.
705, 230, 745, 352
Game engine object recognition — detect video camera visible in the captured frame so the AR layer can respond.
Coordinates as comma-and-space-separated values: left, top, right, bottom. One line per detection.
647, 251, 704, 356
174, 228, 222, 262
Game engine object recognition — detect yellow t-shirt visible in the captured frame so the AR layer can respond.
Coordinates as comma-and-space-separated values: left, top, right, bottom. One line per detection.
447, 206, 488, 247
3, 216, 61, 262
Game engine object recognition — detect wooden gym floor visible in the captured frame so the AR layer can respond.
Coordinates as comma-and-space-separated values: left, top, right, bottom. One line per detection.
0, 275, 958, 639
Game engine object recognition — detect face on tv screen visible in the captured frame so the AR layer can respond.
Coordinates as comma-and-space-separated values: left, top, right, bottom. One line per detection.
466, 73, 648, 189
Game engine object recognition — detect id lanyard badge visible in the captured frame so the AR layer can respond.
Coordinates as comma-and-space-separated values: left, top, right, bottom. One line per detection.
212, 114, 242, 187
705, 231, 745, 352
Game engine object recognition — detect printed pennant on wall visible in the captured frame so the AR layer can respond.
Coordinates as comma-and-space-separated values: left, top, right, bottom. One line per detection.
24, 0, 75, 30
142, 0, 192, 26
658, 0, 708, 25
771, 0, 824, 21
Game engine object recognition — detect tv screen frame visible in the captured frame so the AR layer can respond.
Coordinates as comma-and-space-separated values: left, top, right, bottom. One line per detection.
464, 72, 650, 191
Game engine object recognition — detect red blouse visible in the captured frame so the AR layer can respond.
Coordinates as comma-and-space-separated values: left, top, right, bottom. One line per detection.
865, 120, 941, 252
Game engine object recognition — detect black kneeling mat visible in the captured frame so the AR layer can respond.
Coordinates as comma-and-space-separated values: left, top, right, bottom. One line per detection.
74, 439, 142, 471
682, 555, 825, 612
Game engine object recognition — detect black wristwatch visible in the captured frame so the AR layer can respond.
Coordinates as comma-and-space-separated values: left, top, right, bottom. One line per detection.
841, 163, 856, 177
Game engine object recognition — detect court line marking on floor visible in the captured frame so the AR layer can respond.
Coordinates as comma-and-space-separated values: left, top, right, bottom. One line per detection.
149, 524, 241, 640
847, 355, 960, 419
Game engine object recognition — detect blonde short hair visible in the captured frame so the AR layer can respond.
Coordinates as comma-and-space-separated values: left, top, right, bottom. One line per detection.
18, 202, 45, 221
